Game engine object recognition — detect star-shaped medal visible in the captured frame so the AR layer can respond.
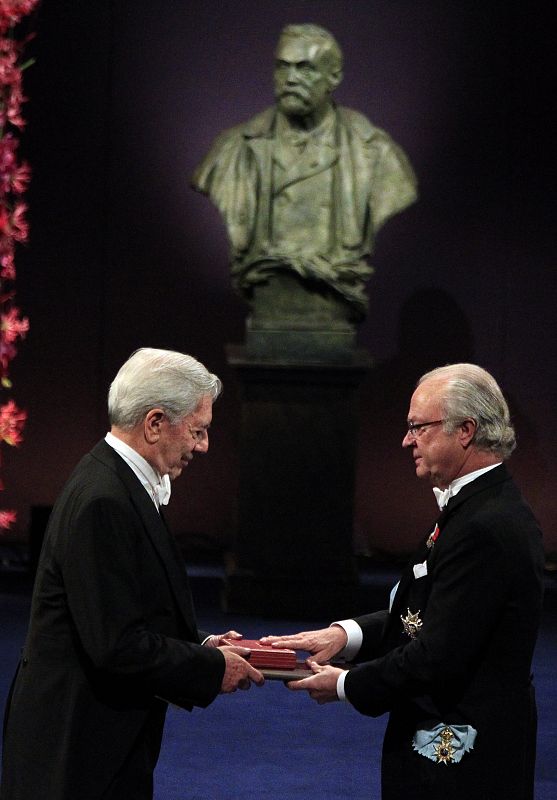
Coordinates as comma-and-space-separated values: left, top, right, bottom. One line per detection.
401, 608, 423, 639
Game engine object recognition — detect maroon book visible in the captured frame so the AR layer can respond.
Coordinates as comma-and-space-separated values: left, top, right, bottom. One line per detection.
222, 638, 298, 669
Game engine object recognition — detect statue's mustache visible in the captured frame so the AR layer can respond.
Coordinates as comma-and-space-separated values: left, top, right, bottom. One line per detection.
279, 89, 309, 101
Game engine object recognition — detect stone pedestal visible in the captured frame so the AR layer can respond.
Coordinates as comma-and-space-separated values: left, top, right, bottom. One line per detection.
224, 345, 372, 619
245, 271, 360, 364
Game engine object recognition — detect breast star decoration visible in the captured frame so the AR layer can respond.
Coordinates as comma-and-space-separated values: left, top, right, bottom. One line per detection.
401, 608, 423, 639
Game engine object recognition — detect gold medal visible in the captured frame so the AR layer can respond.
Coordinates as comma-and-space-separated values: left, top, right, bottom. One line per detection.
434, 727, 456, 764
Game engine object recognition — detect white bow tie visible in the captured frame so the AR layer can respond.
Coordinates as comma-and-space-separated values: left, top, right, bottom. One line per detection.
153, 474, 171, 507
433, 487, 451, 510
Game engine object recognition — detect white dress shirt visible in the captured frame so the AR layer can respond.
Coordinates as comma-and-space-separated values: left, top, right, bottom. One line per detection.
103, 434, 214, 646
104, 432, 171, 511
432, 462, 501, 510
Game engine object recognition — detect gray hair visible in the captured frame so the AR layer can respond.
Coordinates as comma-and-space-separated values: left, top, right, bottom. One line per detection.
278, 24, 343, 72
418, 363, 516, 459
108, 348, 222, 429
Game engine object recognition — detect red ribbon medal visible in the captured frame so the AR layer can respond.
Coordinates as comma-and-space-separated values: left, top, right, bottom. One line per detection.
427, 523, 441, 549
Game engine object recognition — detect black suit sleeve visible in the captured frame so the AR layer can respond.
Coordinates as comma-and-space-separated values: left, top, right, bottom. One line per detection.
62, 493, 225, 708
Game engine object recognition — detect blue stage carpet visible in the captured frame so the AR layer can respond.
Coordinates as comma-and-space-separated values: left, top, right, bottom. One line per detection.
1, 573, 556, 799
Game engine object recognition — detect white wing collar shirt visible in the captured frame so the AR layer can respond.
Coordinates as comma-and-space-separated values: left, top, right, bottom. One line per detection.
334, 462, 502, 700
432, 462, 501, 510
105, 432, 171, 511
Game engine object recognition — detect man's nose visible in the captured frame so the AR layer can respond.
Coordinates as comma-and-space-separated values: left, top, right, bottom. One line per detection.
402, 431, 414, 448
194, 434, 209, 453
285, 65, 300, 82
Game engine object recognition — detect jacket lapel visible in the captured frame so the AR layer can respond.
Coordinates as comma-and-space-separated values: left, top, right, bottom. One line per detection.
440, 463, 509, 520
89, 441, 198, 632
387, 464, 510, 633
273, 142, 338, 194
388, 525, 436, 624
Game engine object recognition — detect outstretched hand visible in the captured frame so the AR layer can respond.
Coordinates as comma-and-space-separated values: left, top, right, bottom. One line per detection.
287, 661, 344, 704
259, 626, 348, 663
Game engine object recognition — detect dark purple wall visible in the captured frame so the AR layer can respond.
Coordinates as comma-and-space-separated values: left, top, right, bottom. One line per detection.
6, 1, 556, 558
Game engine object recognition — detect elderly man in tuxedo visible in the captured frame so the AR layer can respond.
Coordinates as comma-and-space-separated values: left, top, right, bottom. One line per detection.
263, 363, 544, 800
1, 348, 263, 800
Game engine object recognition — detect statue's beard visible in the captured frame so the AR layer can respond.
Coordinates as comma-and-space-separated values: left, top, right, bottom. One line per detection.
277, 92, 311, 116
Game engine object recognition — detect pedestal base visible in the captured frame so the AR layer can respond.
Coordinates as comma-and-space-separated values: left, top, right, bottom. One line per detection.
224, 345, 372, 619
245, 327, 356, 364
245, 271, 359, 364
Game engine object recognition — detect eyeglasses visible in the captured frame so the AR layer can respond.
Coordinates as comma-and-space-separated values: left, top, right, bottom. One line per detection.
187, 424, 208, 444
406, 419, 446, 439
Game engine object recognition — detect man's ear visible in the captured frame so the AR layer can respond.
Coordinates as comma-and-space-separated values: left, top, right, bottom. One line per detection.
459, 418, 477, 448
144, 408, 165, 443
328, 68, 343, 92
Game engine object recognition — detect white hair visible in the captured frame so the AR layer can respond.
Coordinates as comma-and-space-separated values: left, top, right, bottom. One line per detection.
418, 363, 516, 459
108, 348, 222, 429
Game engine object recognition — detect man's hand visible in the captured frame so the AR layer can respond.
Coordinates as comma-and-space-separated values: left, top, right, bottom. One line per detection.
204, 630, 243, 648
287, 661, 344, 704
259, 626, 348, 663
218, 647, 265, 693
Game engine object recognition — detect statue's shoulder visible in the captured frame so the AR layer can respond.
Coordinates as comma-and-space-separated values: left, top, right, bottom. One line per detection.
242, 107, 275, 138
337, 106, 394, 145
210, 107, 275, 148
192, 107, 274, 190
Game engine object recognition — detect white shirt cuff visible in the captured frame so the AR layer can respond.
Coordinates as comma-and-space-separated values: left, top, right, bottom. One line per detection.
330, 619, 363, 661
336, 668, 349, 701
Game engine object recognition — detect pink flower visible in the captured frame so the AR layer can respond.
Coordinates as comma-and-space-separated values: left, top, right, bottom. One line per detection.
0, 40, 19, 83
9, 160, 30, 193
0, 250, 15, 279
0, 399, 26, 446
0, 200, 28, 241
11, 201, 28, 239
1, 306, 28, 342
0, 508, 17, 529
0, 135, 29, 194
0, 1, 40, 34
6, 84, 27, 129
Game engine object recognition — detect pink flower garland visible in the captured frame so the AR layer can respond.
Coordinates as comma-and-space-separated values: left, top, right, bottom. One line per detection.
0, 0, 39, 532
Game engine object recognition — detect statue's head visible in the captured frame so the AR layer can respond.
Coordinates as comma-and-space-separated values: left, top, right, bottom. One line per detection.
274, 24, 343, 118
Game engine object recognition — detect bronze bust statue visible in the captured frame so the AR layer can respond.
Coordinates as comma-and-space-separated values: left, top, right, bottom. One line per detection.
193, 24, 417, 358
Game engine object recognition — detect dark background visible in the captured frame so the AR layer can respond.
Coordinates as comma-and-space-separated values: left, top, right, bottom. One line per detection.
4, 0, 555, 562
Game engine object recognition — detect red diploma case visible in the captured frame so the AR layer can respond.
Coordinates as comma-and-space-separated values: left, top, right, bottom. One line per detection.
222, 638, 312, 680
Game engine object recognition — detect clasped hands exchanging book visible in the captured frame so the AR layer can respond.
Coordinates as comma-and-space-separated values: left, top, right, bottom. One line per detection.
210, 626, 349, 703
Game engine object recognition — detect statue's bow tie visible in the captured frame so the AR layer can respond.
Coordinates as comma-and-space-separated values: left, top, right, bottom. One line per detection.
433, 487, 451, 510
153, 474, 171, 506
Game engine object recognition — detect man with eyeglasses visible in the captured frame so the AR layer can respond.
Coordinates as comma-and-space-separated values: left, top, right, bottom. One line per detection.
263, 363, 544, 800
1, 348, 264, 800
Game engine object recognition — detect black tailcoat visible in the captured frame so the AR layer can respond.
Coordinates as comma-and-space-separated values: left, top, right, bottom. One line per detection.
1, 441, 225, 800
344, 465, 544, 800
